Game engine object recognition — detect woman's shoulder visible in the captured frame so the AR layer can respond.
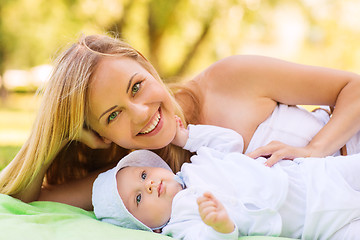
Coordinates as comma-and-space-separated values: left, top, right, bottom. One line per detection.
192, 55, 276, 89
200, 54, 277, 73
190, 55, 263, 100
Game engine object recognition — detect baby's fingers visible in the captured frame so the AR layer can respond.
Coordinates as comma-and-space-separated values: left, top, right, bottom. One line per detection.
202, 192, 220, 203
201, 211, 218, 223
197, 200, 217, 223
197, 196, 216, 210
174, 115, 185, 129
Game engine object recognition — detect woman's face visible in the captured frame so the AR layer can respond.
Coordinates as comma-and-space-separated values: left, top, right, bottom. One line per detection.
87, 57, 177, 149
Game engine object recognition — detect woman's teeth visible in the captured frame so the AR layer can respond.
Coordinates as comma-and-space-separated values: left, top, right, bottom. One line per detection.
139, 112, 161, 134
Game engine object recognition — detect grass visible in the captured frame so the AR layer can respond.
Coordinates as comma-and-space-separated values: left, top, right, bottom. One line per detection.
0, 92, 40, 170
0, 145, 22, 170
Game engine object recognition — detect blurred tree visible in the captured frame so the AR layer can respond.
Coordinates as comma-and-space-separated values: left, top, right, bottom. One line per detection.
0, 2, 5, 76
1, 0, 360, 88
106, 0, 229, 79
105, 0, 292, 79
0, 0, 9, 102
107, 0, 135, 38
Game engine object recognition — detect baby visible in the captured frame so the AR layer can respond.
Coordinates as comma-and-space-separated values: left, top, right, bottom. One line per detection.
92, 123, 360, 240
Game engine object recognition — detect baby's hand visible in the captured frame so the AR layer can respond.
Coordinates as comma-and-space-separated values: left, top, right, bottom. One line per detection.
171, 116, 189, 148
197, 192, 235, 234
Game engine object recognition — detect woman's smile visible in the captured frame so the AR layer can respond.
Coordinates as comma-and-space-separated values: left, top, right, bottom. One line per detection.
138, 108, 163, 136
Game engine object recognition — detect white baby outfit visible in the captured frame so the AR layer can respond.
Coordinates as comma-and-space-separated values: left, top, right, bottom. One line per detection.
162, 124, 360, 240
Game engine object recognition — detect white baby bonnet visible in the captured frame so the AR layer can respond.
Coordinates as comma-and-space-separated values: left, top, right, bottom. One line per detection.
92, 149, 172, 231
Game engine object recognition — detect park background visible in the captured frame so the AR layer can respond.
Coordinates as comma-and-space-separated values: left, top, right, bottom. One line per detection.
1, 0, 360, 170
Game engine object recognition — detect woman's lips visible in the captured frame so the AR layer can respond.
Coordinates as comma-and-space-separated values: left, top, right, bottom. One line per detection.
138, 108, 163, 136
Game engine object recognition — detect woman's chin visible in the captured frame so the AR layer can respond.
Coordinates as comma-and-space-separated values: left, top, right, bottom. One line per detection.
146, 127, 177, 149
130, 138, 175, 150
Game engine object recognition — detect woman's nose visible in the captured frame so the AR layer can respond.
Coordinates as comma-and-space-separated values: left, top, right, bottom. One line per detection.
128, 102, 150, 125
145, 180, 155, 193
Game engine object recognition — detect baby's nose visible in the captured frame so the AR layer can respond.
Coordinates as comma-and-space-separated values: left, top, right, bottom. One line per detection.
145, 180, 155, 193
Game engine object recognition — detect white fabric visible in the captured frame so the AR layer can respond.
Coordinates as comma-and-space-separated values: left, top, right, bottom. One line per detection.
245, 104, 360, 155
294, 155, 360, 240
330, 219, 360, 240
162, 125, 360, 240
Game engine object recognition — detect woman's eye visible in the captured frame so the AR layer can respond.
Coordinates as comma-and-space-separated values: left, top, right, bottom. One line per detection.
131, 82, 142, 96
136, 194, 142, 204
141, 171, 147, 180
107, 111, 119, 123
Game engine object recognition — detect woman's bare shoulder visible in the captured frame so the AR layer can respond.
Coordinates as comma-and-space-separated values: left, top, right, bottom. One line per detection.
194, 54, 308, 85
200, 55, 275, 75
189, 55, 276, 127
193, 54, 356, 106
192, 55, 270, 97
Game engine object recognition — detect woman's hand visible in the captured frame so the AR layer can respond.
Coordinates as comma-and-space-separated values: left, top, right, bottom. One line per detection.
197, 192, 235, 234
75, 127, 112, 149
246, 141, 312, 167
171, 116, 189, 148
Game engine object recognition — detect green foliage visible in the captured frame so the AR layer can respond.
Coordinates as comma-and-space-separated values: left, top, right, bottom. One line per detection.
1, 0, 360, 80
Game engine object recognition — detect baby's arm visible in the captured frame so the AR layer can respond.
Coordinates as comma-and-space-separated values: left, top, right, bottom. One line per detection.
197, 192, 235, 234
171, 117, 244, 154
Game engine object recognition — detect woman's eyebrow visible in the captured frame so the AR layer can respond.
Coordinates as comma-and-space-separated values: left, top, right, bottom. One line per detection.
126, 72, 138, 93
98, 105, 118, 121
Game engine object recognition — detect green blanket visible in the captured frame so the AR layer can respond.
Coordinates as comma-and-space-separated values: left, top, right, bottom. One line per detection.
0, 194, 295, 240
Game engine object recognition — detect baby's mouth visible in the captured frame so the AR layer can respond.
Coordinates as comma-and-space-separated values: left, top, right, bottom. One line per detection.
157, 180, 163, 197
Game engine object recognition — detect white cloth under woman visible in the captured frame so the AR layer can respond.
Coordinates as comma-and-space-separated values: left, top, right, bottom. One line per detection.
245, 104, 360, 155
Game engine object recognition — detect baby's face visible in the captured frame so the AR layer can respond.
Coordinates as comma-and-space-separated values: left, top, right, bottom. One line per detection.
116, 166, 182, 229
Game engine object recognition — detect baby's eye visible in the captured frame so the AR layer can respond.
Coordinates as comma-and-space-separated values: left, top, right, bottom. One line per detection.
107, 111, 119, 123
131, 82, 142, 96
141, 171, 147, 180
136, 194, 142, 204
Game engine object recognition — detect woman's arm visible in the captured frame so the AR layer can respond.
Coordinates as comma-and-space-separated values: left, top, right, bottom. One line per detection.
36, 130, 114, 209
38, 168, 106, 211
198, 55, 360, 163
3, 138, 68, 203
11, 128, 111, 205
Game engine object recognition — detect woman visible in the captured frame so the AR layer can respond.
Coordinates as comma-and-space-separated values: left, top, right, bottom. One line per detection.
1, 34, 360, 210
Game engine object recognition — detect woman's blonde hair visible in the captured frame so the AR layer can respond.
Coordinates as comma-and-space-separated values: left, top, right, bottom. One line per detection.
0, 34, 192, 196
